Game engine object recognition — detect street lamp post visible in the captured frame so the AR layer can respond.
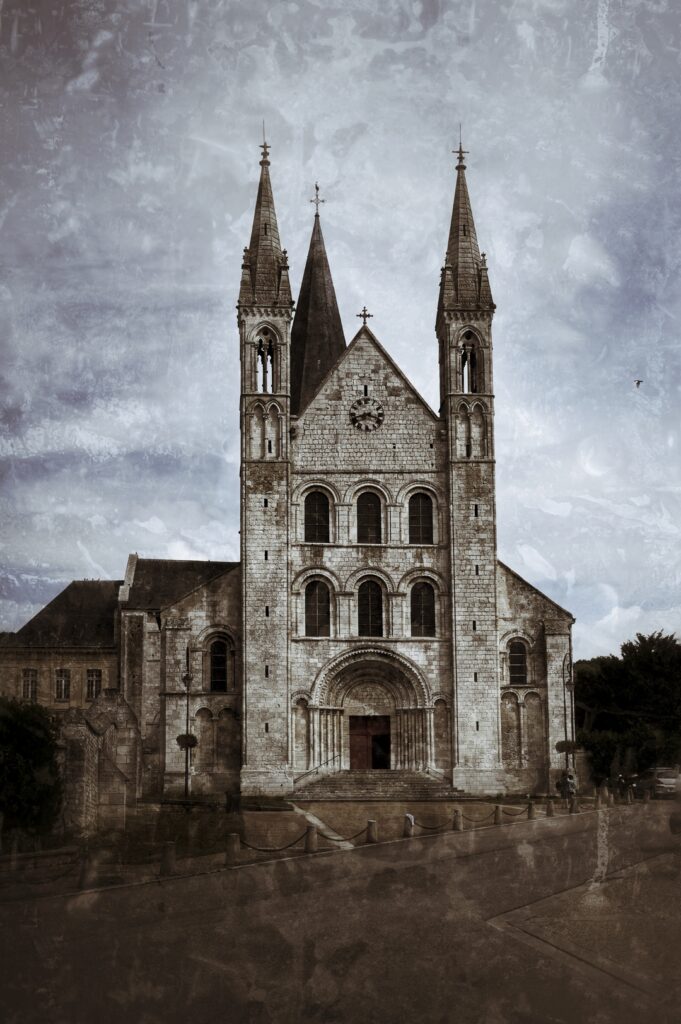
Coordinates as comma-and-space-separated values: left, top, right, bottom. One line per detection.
182, 660, 194, 800
562, 651, 574, 773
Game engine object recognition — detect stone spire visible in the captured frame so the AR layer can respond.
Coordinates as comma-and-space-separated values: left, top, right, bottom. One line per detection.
438, 142, 494, 313
238, 140, 292, 308
290, 192, 346, 414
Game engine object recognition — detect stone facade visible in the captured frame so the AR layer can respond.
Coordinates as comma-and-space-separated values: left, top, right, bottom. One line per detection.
0, 142, 575, 810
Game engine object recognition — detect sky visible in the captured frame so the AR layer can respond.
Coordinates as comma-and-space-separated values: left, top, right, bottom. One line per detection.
1, 0, 680, 659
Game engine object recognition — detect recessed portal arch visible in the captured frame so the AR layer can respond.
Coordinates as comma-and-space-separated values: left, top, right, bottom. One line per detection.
299, 649, 437, 773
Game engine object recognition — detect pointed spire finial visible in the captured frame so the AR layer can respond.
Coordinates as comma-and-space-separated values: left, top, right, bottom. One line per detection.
310, 182, 325, 215
260, 120, 270, 166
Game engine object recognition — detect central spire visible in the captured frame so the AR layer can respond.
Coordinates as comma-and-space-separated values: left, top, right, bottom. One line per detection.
438, 139, 494, 314
290, 186, 346, 414
238, 139, 292, 308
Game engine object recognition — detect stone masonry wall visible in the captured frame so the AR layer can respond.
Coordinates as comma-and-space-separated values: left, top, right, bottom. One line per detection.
289, 331, 453, 776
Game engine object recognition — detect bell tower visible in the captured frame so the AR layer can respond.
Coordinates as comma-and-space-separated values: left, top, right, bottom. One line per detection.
237, 141, 294, 797
437, 142, 500, 792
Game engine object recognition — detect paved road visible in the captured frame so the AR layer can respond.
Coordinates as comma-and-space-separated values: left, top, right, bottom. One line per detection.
2, 806, 678, 1024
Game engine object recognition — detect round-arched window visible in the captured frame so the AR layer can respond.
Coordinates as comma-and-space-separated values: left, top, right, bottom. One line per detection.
411, 582, 436, 637
508, 641, 528, 686
305, 580, 331, 637
210, 639, 229, 692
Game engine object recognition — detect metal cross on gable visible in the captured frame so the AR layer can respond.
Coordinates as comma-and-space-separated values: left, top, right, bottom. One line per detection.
310, 182, 325, 213
357, 306, 373, 326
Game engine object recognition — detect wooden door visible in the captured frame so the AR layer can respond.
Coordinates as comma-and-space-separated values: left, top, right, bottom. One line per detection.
349, 716, 391, 769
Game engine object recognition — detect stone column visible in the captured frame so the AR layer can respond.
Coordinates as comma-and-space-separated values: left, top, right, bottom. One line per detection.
426, 707, 435, 769
309, 707, 319, 767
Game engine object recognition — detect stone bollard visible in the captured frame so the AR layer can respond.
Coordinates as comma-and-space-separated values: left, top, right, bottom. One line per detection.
569, 797, 579, 814
643, 789, 651, 803
527, 800, 535, 821
546, 798, 555, 818
403, 814, 415, 838
494, 804, 503, 826
160, 840, 176, 876
305, 825, 318, 854
626, 787, 634, 805
453, 809, 464, 832
366, 820, 378, 844
225, 833, 241, 866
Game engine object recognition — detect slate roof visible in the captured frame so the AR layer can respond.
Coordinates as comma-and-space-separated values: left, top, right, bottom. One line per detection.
290, 212, 346, 414
124, 559, 239, 611
7, 580, 123, 648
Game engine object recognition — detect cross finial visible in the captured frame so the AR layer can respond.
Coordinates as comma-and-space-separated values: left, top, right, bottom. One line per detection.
357, 305, 373, 326
310, 182, 325, 215
260, 120, 270, 165
454, 124, 468, 169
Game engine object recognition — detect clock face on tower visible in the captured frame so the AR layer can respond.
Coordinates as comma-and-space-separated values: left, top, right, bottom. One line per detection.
349, 396, 385, 432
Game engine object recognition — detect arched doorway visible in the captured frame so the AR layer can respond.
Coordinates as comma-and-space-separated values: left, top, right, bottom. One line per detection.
303, 649, 435, 773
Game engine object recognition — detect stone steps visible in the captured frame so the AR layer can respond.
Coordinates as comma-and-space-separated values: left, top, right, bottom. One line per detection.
294, 770, 461, 801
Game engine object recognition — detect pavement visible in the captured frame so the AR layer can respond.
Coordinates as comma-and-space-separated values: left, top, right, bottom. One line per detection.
1, 804, 679, 1024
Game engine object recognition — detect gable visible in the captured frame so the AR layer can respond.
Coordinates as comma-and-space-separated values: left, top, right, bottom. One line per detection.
497, 561, 574, 625
124, 559, 239, 611
293, 329, 441, 470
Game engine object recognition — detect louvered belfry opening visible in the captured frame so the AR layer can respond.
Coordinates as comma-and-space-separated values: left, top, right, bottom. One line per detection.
357, 492, 381, 544
358, 580, 383, 637
304, 490, 330, 543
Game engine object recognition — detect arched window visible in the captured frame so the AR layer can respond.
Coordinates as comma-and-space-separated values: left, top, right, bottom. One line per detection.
305, 580, 331, 637
408, 493, 433, 544
256, 328, 274, 393
508, 641, 528, 686
210, 639, 228, 692
357, 492, 381, 544
358, 580, 383, 637
461, 332, 478, 394
411, 582, 436, 637
304, 491, 330, 543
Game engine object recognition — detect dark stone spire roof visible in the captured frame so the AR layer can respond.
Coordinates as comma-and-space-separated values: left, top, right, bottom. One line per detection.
290, 211, 346, 414
438, 144, 495, 313
238, 143, 292, 308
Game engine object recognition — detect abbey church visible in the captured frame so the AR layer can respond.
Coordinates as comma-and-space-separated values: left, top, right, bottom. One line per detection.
0, 142, 574, 826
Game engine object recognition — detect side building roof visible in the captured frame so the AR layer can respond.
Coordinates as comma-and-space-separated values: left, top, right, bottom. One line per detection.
3, 580, 123, 648
122, 558, 240, 611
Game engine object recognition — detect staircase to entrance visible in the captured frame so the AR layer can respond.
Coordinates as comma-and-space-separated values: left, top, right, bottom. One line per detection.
294, 769, 461, 801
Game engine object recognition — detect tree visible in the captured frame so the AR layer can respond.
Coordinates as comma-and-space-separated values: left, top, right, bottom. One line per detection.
0, 697, 62, 836
575, 631, 681, 779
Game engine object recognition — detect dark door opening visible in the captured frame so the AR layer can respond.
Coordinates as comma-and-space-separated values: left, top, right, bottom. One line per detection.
349, 715, 391, 769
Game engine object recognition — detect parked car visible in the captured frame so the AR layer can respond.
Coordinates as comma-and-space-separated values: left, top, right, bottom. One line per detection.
630, 767, 679, 800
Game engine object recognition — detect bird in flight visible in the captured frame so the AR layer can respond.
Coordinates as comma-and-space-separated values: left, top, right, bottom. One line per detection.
634, 379, 643, 388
